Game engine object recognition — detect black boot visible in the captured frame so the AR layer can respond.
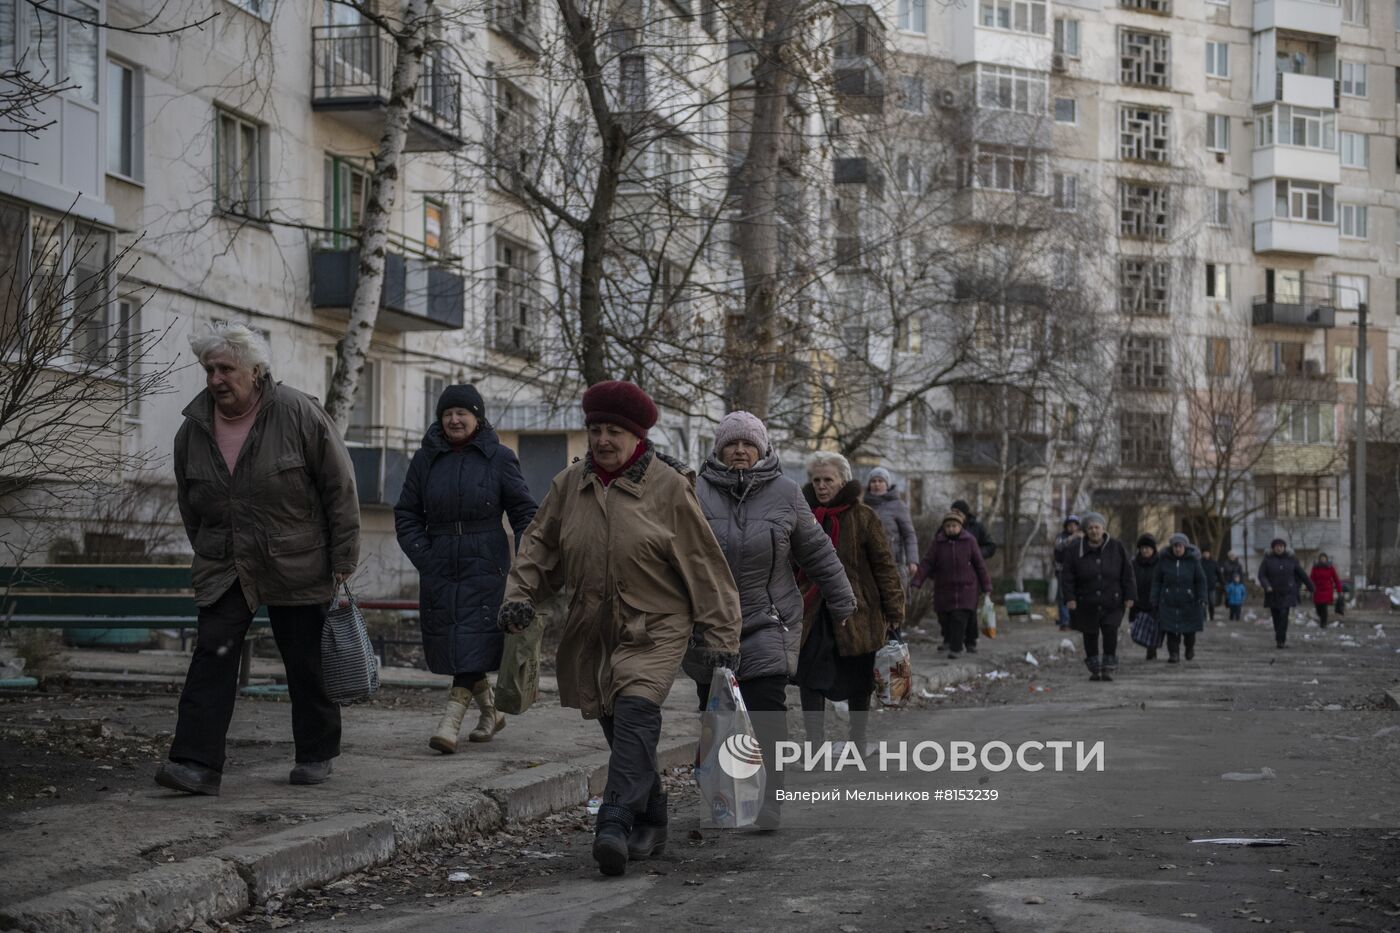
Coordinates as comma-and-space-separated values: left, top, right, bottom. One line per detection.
1101, 655, 1117, 682
594, 803, 633, 876
1146, 647, 1157, 661
628, 792, 668, 860
155, 760, 221, 796
1167, 652, 1179, 664
1184, 643, 1195, 661
1085, 655, 1102, 682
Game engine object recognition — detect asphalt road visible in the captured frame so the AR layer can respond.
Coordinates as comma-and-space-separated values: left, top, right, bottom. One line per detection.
231, 611, 1400, 933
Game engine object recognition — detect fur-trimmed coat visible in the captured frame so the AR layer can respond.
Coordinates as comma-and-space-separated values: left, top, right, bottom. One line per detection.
800, 480, 905, 657
502, 444, 741, 719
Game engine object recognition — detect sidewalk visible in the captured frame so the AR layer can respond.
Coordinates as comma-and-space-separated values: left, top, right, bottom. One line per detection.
0, 611, 1071, 933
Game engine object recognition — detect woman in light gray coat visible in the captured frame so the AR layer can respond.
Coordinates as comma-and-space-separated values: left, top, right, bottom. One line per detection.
694, 411, 855, 829
864, 466, 920, 588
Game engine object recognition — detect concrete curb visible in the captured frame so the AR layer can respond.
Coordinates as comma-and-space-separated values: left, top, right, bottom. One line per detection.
1383, 688, 1400, 711
0, 735, 703, 933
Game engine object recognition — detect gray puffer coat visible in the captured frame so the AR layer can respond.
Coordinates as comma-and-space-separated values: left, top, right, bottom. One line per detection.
696, 455, 856, 681
864, 489, 919, 586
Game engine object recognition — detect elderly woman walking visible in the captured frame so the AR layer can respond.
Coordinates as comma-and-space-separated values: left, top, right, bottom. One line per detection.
695, 412, 855, 829
1259, 538, 1312, 648
498, 381, 740, 876
156, 323, 360, 796
1059, 511, 1135, 682
395, 385, 537, 754
911, 510, 992, 658
797, 451, 904, 756
1152, 533, 1207, 664
1309, 553, 1343, 628
864, 467, 920, 588
1132, 534, 1161, 661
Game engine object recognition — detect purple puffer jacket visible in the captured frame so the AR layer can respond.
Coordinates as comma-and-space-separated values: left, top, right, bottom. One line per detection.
912, 528, 992, 613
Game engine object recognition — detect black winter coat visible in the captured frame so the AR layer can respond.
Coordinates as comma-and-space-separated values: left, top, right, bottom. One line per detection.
394, 424, 537, 675
1132, 552, 1160, 614
1059, 535, 1136, 631
963, 513, 997, 561
1152, 549, 1207, 633
1257, 551, 1311, 610
1200, 559, 1221, 592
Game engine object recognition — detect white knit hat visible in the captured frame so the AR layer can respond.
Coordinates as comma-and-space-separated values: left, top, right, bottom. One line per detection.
714, 411, 770, 456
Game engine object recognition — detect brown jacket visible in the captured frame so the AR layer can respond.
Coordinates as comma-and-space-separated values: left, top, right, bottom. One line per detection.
174, 377, 360, 610
801, 480, 904, 656
503, 445, 741, 719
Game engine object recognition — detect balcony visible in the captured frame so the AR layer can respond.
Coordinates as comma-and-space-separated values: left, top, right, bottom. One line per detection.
1251, 145, 1339, 185
949, 0, 1053, 67
1270, 72, 1337, 110
964, 109, 1052, 151
1253, 443, 1340, 475
832, 5, 885, 114
1252, 0, 1341, 36
953, 187, 1050, 229
951, 432, 1048, 471
1252, 218, 1338, 255
345, 426, 417, 507
311, 25, 464, 151
1251, 295, 1336, 328
488, 0, 542, 56
1252, 369, 1338, 402
311, 246, 465, 332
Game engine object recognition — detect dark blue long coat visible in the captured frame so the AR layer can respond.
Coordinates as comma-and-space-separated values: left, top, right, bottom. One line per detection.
1151, 549, 1207, 634
394, 424, 537, 675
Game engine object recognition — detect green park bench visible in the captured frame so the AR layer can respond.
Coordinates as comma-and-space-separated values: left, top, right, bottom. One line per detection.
1, 565, 419, 687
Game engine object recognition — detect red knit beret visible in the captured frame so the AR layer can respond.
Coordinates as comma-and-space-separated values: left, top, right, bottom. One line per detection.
581, 380, 658, 438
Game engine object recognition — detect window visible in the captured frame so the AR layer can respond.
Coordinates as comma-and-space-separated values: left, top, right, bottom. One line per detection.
1119, 411, 1170, 467
1051, 249, 1077, 288
1120, 0, 1171, 12
1271, 339, 1305, 373
1332, 273, 1367, 309
1334, 345, 1373, 382
978, 0, 1048, 35
1275, 402, 1335, 445
493, 237, 535, 357
1119, 105, 1171, 163
1340, 203, 1368, 239
962, 146, 1047, 194
106, 59, 143, 181
619, 55, 646, 111
899, 75, 925, 112
1206, 114, 1229, 152
1340, 132, 1368, 168
1339, 61, 1367, 98
1255, 105, 1335, 151
1205, 40, 1229, 78
216, 109, 266, 218
1342, 0, 1368, 23
1054, 97, 1077, 123
7, 0, 99, 100
896, 153, 923, 193
974, 64, 1048, 114
1120, 335, 1169, 389
493, 78, 535, 188
1206, 337, 1231, 376
1207, 188, 1229, 226
1053, 172, 1078, 210
1053, 19, 1080, 57
323, 155, 368, 248
423, 374, 447, 427
424, 199, 446, 254
1259, 476, 1340, 519
1205, 262, 1229, 299
1273, 180, 1335, 223
898, 0, 927, 32
1119, 257, 1170, 315
228, 0, 273, 17
326, 358, 379, 440
1120, 29, 1170, 88
1120, 180, 1169, 238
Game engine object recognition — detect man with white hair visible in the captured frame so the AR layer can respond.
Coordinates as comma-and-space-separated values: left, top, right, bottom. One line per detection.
155, 322, 360, 796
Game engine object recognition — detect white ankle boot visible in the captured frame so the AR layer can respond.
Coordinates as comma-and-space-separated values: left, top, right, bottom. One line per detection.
468, 679, 506, 742
429, 686, 472, 754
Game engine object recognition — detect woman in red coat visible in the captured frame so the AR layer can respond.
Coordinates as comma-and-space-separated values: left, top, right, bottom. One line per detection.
1309, 553, 1342, 628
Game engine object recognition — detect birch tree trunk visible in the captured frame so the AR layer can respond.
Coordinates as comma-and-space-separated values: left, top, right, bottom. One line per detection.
325, 0, 435, 435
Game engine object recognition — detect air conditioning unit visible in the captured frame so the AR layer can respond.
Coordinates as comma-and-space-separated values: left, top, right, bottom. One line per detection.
938, 88, 956, 109
1051, 53, 1067, 73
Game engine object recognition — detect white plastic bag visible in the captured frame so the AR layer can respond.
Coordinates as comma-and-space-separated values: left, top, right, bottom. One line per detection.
979, 595, 998, 639
694, 667, 765, 828
873, 640, 912, 707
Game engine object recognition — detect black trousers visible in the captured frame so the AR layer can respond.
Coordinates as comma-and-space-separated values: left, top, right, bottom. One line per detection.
452, 672, 485, 689
800, 682, 872, 747
1270, 607, 1290, 643
1076, 605, 1123, 660
697, 673, 789, 801
938, 609, 977, 653
1166, 632, 1196, 654
1315, 603, 1330, 628
599, 694, 663, 814
169, 582, 340, 772
1228, 605, 1242, 620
